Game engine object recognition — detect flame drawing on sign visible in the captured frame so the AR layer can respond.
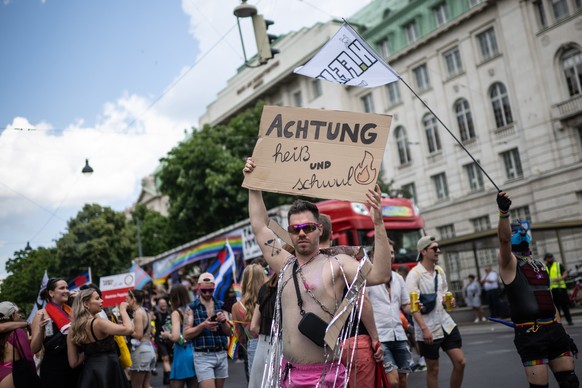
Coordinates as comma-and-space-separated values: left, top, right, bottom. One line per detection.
354, 151, 377, 185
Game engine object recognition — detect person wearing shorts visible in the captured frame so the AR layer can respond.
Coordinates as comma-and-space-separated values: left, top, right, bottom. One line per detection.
183, 272, 231, 388
367, 240, 412, 388
496, 192, 578, 388
406, 236, 465, 388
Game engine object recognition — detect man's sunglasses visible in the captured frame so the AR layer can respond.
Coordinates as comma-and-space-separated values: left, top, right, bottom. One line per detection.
429, 246, 440, 252
287, 223, 320, 235
200, 288, 215, 294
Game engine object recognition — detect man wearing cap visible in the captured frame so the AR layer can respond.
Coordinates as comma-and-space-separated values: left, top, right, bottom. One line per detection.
405, 235, 465, 388
244, 158, 391, 387
497, 192, 578, 388
544, 253, 573, 326
183, 272, 232, 388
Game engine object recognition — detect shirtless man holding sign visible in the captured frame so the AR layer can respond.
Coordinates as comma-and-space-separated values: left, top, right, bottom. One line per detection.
244, 157, 391, 387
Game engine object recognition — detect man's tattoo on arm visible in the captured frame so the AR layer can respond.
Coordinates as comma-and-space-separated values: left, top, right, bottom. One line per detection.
265, 239, 281, 256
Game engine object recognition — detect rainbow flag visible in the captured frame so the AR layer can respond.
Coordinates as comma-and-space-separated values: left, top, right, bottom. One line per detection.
227, 320, 239, 360
233, 283, 241, 301
131, 263, 153, 290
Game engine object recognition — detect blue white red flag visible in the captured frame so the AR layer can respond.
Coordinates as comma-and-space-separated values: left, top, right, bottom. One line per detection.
294, 23, 399, 88
28, 270, 49, 323
206, 239, 236, 302
131, 262, 153, 290
68, 268, 92, 291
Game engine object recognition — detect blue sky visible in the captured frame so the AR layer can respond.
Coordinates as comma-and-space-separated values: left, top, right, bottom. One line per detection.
0, 0, 369, 278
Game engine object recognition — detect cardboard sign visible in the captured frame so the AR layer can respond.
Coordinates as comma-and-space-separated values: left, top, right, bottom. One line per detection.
242, 106, 392, 202
99, 272, 135, 308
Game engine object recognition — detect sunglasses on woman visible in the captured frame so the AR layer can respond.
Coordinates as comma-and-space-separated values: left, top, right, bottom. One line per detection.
287, 222, 320, 235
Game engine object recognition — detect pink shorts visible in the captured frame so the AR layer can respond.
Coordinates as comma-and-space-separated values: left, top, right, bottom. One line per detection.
281, 358, 346, 388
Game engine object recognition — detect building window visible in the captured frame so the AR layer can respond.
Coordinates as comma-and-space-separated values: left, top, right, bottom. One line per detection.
311, 80, 322, 99
361, 93, 375, 113
401, 182, 417, 203
477, 27, 499, 61
510, 205, 531, 222
469, 0, 482, 6
433, 3, 449, 27
464, 162, 484, 191
552, 0, 569, 20
423, 114, 442, 153
490, 82, 513, 128
378, 38, 391, 58
395, 126, 412, 165
386, 82, 401, 105
562, 48, 582, 97
533, 0, 547, 28
293, 90, 303, 107
443, 47, 463, 77
413, 64, 430, 91
437, 224, 455, 240
431, 173, 449, 200
455, 98, 475, 142
404, 21, 419, 44
501, 148, 524, 180
471, 215, 491, 232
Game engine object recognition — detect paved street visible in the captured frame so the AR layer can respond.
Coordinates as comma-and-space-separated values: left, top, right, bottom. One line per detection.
152, 310, 582, 387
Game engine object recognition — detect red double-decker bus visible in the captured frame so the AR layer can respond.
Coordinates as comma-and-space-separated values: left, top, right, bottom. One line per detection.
316, 196, 425, 270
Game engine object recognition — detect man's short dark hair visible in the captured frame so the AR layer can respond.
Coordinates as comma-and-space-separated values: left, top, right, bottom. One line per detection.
288, 199, 320, 224
319, 214, 332, 244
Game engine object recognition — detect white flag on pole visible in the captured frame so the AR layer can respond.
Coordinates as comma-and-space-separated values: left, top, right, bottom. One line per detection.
28, 270, 49, 323
294, 23, 399, 88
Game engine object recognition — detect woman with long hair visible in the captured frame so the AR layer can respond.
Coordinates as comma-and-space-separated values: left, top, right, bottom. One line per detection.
0, 302, 36, 388
231, 263, 265, 380
160, 284, 197, 388
127, 289, 156, 388
31, 277, 80, 387
248, 274, 278, 387
67, 288, 133, 388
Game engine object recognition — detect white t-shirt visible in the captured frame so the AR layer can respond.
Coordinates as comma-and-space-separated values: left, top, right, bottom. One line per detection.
481, 271, 499, 291
367, 272, 410, 342
405, 263, 457, 341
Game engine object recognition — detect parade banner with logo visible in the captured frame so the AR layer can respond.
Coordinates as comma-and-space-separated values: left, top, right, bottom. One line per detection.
100, 272, 135, 308
242, 105, 391, 202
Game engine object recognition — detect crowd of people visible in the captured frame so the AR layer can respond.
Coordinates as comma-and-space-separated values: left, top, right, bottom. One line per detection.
0, 162, 579, 388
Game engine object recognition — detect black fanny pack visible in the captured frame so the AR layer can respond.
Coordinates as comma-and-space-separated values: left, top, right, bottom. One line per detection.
293, 260, 328, 347
419, 269, 439, 315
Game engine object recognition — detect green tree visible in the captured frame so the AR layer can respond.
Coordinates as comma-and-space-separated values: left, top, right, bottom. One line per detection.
159, 101, 287, 246
56, 203, 136, 281
132, 204, 173, 257
0, 246, 59, 315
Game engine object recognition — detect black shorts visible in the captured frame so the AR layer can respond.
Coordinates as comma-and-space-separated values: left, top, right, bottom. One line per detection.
418, 326, 462, 360
156, 340, 173, 357
513, 323, 572, 366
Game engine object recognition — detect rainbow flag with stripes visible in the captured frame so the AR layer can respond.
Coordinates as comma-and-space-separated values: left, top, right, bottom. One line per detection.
227, 320, 239, 360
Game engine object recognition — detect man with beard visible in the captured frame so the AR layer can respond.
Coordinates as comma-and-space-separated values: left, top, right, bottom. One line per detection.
244, 157, 391, 387
496, 192, 578, 388
184, 272, 232, 388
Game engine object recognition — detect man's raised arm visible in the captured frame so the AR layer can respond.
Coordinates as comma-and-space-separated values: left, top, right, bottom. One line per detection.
244, 158, 287, 274
366, 185, 391, 286
496, 191, 516, 281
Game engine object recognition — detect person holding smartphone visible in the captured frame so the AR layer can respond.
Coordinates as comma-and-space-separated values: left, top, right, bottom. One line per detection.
183, 272, 232, 388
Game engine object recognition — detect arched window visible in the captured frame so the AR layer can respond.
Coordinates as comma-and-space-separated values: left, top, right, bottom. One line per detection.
562, 48, 582, 96
423, 114, 441, 153
395, 126, 411, 165
490, 82, 513, 128
455, 98, 475, 142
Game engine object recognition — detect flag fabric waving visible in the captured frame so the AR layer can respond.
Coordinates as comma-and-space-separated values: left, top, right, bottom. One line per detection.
131, 263, 153, 290
28, 270, 49, 323
206, 239, 236, 302
294, 23, 399, 88
68, 268, 92, 292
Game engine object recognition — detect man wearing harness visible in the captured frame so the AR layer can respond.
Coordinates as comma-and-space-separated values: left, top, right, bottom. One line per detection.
497, 192, 579, 388
244, 157, 391, 387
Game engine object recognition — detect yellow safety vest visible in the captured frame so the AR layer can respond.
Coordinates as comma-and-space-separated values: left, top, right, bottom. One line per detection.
547, 262, 566, 289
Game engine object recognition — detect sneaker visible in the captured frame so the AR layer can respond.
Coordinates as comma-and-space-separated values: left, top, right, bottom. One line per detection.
474, 318, 480, 323
482, 317, 487, 322
413, 364, 427, 372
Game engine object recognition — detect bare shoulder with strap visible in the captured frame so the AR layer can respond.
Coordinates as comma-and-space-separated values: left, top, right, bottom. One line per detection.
90, 318, 100, 342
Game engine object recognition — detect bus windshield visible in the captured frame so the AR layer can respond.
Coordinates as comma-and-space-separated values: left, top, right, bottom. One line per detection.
358, 228, 423, 264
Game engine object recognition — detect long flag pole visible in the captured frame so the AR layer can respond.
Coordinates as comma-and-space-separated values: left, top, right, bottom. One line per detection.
341, 19, 501, 192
